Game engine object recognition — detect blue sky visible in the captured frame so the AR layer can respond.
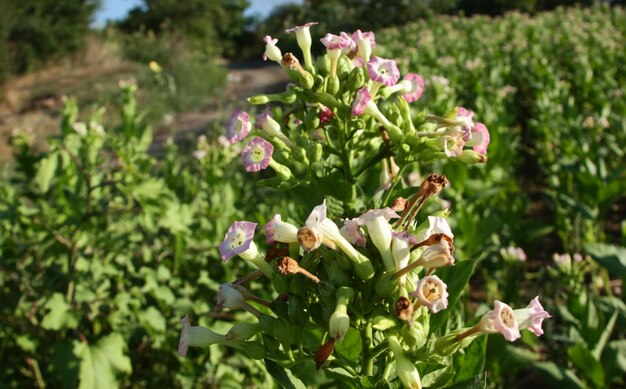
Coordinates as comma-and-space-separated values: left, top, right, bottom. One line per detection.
94, 0, 301, 27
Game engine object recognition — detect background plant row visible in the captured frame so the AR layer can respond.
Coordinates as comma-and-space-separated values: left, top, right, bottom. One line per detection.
1, 4, 625, 388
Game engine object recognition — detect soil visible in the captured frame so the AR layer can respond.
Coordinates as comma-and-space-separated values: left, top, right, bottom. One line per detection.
0, 39, 289, 162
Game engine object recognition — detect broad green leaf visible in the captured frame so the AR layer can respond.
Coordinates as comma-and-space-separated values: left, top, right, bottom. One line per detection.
430, 260, 478, 333
35, 153, 58, 193
41, 293, 78, 331
451, 335, 487, 384
263, 359, 305, 389
334, 327, 362, 362
601, 339, 626, 384
533, 361, 585, 389
592, 310, 617, 360
584, 243, 626, 277
445, 371, 486, 389
133, 178, 167, 200
567, 343, 605, 388
74, 333, 131, 389
50, 339, 79, 389
138, 306, 166, 333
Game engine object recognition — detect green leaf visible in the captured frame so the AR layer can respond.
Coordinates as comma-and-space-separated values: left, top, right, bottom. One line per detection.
567, 343, 605, 388
445, 371, 486, 389
133, 178, 167, 201
334, 327, 362, 362
263, 359, 305, 389
138, 307, 166, 333
533, 361, 585, 389
50, 339, 80, 389
74, 333, 132, 389
584, 243, 626, 277
602, 339, 626, 384
430, 260, 478, 333
451, 335, 487, 384
35, 153, 58, 193
592, 310, 617, 360
41, 293, 78, 331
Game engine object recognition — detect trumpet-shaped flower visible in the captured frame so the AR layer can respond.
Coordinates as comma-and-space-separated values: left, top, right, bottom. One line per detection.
414, 216, 454, 243
367, 57, 400, 87
514, 296, 551, 336
454, 107, 475, 132
401, 73, 425, 103
352, 30, 376, 64
226, 108, 251, 144
480, 300, 521, 342
320, 33, 352, 51
340, 218, 366, 247
417, 238, 455, 268
466, 122, 490, 155
242, 137, 274, 172
413, 275, 449, 313
178, 315, 227, 356
262, 35, 282, 63
219, 221, 258, 261
264, 214, 299, 244
285, 22, 318, 69
352, 87, 372, 116
357, 208, 400, 271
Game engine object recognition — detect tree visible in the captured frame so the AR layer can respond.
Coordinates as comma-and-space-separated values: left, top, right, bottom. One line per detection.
117, 0, 250, 57
2, 0, 99, 77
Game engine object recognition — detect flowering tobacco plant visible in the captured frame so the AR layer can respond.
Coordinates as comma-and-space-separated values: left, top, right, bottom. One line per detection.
180, 24, 550, 387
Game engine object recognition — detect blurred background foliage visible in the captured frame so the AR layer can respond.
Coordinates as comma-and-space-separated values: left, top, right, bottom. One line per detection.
1, 0, 625, 388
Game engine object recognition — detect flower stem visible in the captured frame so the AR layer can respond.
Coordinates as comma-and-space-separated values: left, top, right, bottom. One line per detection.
361, 323, 374, 376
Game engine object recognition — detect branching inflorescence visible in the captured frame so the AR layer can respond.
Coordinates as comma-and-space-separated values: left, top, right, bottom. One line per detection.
179, 23, 549, 388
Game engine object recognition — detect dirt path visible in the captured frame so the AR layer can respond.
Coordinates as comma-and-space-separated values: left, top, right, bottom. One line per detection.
157, 61, 289, 147
0, 48, 289, 160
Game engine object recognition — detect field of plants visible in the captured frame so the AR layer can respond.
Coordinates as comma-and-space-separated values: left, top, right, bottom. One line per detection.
1, 4, 625, 389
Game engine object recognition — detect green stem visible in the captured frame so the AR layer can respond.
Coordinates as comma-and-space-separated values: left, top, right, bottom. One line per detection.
382, 165, 408, 206
361, 323, 374, 376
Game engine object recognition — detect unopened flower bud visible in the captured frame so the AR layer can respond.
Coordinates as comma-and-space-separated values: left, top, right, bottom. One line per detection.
388, 335, 422, 389
226, 322, 261, 341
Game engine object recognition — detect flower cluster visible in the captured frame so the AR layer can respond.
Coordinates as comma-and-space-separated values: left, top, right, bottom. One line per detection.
180, 22, 547, 388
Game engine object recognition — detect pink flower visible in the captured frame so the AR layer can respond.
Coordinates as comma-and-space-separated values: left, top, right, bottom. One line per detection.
262, 35, 282, 62
320, 33, 352, 50
401, 73, 425, 103
285, 21, 318, 34
442, 134, 466, 157
352, 30, 376, 63
340, 218, 366, 247
242, 137, 274, 172
319, 105, 334, 123
352, 87, 372, 116
514, 296, 551, 336
264, 214, 298, 244
218, 221, 257, 261
481, 300, 521, 342
412, 275, 449, 313
226, 109, 251, 144
455, 107, 475, 135
466, 122, 490, 155
367, 57, 400, 87
340, 32, 356, 54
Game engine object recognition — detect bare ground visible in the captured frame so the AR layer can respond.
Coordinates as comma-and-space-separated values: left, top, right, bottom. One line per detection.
0, 38, 288, 161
